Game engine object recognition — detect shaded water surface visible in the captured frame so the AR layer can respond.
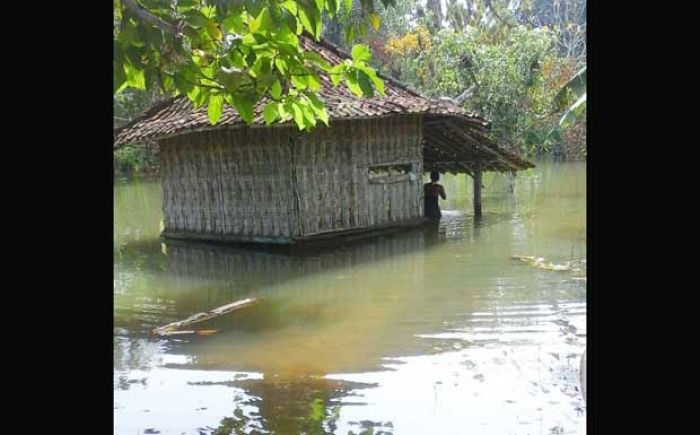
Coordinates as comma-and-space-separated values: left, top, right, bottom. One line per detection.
114, 162, 586, 434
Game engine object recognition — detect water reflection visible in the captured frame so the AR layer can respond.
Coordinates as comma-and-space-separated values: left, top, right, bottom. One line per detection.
116, 225, 441, 373
202, 376, 387, 435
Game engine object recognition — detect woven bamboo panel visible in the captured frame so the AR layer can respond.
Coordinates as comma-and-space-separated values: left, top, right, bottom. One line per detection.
159, 115, 423, 242
294, 116, 423, 237
160, 128, 298, 239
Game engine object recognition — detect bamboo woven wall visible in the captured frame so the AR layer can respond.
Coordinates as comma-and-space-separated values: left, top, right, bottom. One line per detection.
159, 114, 423, 242
160, 128, 298, 240
294, 115, 423, 237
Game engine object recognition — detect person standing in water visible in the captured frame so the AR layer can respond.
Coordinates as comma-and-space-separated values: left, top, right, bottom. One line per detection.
424, 170, 446, 218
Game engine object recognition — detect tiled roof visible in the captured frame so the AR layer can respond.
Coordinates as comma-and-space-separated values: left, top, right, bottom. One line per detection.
114, 36, 533, 172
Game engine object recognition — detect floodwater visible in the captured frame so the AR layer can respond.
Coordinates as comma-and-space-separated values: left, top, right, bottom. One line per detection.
114, 162, 586, 435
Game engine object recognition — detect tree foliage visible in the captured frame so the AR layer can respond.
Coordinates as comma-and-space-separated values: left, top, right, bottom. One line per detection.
370, 0, 585, 157
114, 0, 586, 159
114, 0, 393, 129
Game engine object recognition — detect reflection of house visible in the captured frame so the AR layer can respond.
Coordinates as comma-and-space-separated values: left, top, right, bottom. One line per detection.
213, 376, 386, 435
115, 37, 533, 244
164, 227, 431, 293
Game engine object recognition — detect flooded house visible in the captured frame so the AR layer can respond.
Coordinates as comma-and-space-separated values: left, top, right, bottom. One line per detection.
114, 37, 533, 244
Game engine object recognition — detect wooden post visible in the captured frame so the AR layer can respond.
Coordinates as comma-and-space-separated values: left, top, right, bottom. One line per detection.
473, 162, 482, 218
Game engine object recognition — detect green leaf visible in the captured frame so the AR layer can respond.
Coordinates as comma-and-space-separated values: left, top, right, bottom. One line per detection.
298, 4, 319, 39
249, 7, 273, 33
245, 0, 263, 18
201, 4, 217, 18
250, 55, 271, 78
351, 44, 372, 63
558, 93, 586, 129
357, 70, 374, 97
307, 73, 321, 91
301, 103, 317, 128
316, 106, 329, 126
344, 0, 352, 12
222, 14, 244, 33
327, 0, 340, 14
278, 102, 291, 121
187, 86, 207, 108
345, 71, 363, 97
276, 19, 299, 44
206, 20, 223, 40
281, 0, 298, 15
270, 79, 282, 99
361, 67, 384, 95
291, 103, 306, 130
306, 95, 329, 126
208, 94, 224, 125
369, 12, 380, 31
304, 51, 332, 71
185, 10, 208, 28
275, 58, 287, 74
263, 102, 278, 124
173, 71, 194, 94
330, 65, 344, 86
124, 64, 146, 89
291, 74, 308, 90
370, 75, 384, 95
278, 9, 298, 35
232, 95, 255, 124
306, 92, 324, 110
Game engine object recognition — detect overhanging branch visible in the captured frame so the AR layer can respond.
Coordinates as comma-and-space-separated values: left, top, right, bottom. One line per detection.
121, 0, 179, 36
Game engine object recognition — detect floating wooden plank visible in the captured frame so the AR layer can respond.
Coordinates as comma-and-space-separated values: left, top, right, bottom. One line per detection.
153, 298, 257, 337
155, 329, 221, 337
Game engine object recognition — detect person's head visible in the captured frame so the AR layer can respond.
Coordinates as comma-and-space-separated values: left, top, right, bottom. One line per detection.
430, 170, 440, 182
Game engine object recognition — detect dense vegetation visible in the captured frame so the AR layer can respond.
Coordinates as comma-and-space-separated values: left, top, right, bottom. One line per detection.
114, 0, 586, 176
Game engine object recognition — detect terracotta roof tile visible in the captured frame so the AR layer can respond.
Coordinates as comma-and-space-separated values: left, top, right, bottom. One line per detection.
114, 36, 532, 172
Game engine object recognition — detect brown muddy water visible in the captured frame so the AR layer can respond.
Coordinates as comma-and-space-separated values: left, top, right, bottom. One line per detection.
114, 161, 586, 435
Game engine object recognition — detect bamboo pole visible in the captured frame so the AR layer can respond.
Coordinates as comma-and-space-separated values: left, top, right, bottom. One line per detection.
152, 298, 257, 336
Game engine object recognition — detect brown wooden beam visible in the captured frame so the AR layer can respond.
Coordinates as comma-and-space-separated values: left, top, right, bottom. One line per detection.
445, 120, 520, 171
473, 161, 483, 219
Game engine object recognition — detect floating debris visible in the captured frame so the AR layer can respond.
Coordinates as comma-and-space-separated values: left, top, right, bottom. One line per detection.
153, 298, 257, 337
511, 255, 572, 271
511, 255, 544, 263
511, 254, 587, 281
196, 329, 219, 336
156, 329, 220, 337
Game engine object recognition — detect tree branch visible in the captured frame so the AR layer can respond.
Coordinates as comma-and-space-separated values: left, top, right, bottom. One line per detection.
484, 0, 515, 28
121, 0, 179, 36
454, 85, 475, 105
